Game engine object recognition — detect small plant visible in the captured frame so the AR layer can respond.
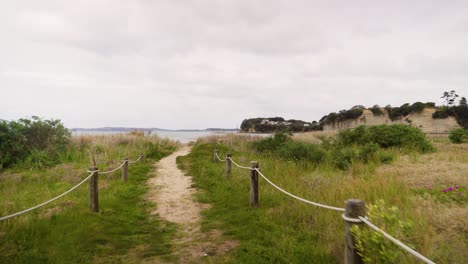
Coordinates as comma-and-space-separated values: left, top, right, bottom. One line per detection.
415, 184, 466, 205
448, 128, 468, 144
351, 200, 413, 263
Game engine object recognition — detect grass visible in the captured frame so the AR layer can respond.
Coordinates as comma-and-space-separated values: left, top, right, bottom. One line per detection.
0, 134, 180, 263
178, 134, 467, 263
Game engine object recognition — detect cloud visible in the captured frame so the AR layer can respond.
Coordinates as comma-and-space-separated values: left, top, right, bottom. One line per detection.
1, 0, 467, 129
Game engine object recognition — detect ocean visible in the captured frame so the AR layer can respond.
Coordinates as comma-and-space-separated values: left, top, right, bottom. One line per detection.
72, 130, 266, 144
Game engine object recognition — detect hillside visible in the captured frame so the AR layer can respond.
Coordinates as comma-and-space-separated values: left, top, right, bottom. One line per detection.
241, 101, 467, 134
240, 117, 321, 133
323, 107, 460, 133
320, 102, 467, 133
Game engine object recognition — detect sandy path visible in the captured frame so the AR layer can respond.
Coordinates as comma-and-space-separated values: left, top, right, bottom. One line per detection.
147, 146, 203, 224
146, 146, 237, 262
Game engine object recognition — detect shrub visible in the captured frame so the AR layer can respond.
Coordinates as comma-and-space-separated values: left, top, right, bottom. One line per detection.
23, 149, 56, 170
359, 143, 380, 162
449, 129, 468, 144
337, 125, 435, 153
277, 141, 325, 163
410, 102, 426, 113
0, 117, 71, 169
432, 109, 449, 119
351, 200, 412, 263
253, 132, 292, 152
370, 105, 383, 115
332, 147, 358, 170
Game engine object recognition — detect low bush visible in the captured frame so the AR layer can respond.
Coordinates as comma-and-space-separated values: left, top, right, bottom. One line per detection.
370, 105, 383, 115
449, 128, 468, 144
276, 141, 325, 163
253, 130, 397, 170
0, 117, 71, 169
337, 125, 435, 153
386, 102, 433, 120
432, 109, 449, 119
351, 200, 413, 263
252, 132, 292, 152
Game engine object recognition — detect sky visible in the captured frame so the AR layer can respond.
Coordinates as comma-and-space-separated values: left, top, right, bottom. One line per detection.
1, 0, 467, 129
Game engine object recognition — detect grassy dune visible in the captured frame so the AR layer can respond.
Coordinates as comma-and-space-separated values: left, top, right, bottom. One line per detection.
178, 134, 467, 263
0, 134, 180, 264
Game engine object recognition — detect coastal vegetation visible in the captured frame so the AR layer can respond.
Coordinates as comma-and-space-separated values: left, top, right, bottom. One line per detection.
0, 127, 180, 263
178, 125, 466, 263
241, 92, 467, 133
240, 117, 322, 133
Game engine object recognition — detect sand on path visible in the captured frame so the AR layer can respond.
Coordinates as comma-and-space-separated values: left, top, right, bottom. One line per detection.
146, 146, 237, 263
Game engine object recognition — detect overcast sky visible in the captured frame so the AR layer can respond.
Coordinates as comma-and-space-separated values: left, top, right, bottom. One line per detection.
1, 1, 467, 129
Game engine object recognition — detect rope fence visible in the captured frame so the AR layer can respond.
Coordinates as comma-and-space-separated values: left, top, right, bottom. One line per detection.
0, 153, 144, 222
213, 149, 435, 264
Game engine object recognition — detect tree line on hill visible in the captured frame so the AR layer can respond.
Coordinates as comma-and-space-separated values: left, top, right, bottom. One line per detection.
240, 91, 467, 133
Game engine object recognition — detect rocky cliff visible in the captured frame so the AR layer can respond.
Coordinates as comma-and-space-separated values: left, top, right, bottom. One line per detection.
323, 108, 460, 133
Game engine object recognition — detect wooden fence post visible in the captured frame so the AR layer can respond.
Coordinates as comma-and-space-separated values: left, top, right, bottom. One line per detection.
122, 158, 129, 182
89, 167, 99, 212
344, 199, 365, 264
226, 153, 232, 177
213, 149, 218, 163
250, 161, 259, 207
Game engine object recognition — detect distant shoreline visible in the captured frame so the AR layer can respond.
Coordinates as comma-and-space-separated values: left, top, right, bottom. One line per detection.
71, 127, 240, 133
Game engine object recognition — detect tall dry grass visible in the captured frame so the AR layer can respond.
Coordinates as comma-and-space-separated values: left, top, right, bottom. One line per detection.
182, 133, 467, 263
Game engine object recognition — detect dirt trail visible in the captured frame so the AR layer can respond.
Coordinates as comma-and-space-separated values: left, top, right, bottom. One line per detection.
147, 146, 237, 263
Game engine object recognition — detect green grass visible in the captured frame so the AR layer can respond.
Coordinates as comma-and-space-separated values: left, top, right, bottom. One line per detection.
0, 135, 179, 264
178, 138, 466, 263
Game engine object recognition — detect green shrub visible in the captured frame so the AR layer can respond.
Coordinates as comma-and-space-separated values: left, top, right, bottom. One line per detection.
337, 125, 371, 146
337, 125, 435, 153
359, 143, 380, 162
23, 149, 56, 170
351, 200, 413, 263
277, 141, 325, 163
432, 106, 468, 128
432, 109, 449, 119
0, 117, 71, 169
145, 141, 177, 160
376, 150, 395, 164
370, 105, 383, 115
449, 128, 468, 144
332, 147, 358, 169
254, 131, 399, 170
253, 132, 292, 152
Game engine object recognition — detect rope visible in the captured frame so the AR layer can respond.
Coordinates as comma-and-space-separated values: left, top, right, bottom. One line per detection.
128, 155, 142, 164
215, 152, 434, 264
228, 157, 254, 170
359, 216, 435, 264
342, 214, 366, 223
0, 172, 95, 221
254, 168, 345, 212
215, 152, 226, 162
99, 162, 126, 175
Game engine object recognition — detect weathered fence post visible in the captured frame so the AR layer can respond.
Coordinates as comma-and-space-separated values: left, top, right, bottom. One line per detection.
213, 149, 218, 163
226, 153, 232, 177
344, 199, 366, 264
89, 167, 99, 212
250, 161, 259, 207
122, 158, 129, 182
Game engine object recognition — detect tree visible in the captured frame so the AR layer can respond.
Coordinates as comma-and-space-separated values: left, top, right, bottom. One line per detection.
460, 97, 467, 108
441, 90, 459, 107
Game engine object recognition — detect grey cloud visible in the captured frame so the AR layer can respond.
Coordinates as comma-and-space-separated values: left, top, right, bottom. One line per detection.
1, 0, 467, 129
